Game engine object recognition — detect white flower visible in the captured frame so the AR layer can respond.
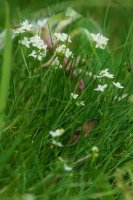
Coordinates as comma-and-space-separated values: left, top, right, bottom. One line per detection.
51, 57, 62, 69
51, 140, 63, 147
71, 93, 79, 99
64, 164, 73, 171
94, 84, 107, 92
20, 20, 33, 31
96, 69, 114, 79
29, 50, 45, 61
49, 129, 64, 138
54, 33, 71, 43
89, 33, 109, 49
19, 37, 31, 48
65, 48, 73, 58
12, 20, 33, 36
113, 82, 124, 89
13, 27, 25, 35
55, 44, 73, 58
30, 35, 47, 52
37, 18, 48, 28
76, 101, 85, 107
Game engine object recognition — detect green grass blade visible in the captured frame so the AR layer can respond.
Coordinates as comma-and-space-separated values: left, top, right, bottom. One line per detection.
0, 2, 12, 133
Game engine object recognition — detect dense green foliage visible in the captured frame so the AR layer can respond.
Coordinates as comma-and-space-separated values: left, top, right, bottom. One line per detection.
0, 1, 133, 199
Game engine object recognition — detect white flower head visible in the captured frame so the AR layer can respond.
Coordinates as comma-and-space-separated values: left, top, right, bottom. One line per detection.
64, 164, 73, 171
20, 20, 33, 31
13, 20, 33, 35
19, 37, 31, 48
113, 82, 124, 89
71, 93, 79, 99
29, 50, 45, 61
30, 35, 47, 52
51, 57, 62, 69
96, 69, 114, 79
94, 84, 107, 92
54, 33, 71, 43
49, 129, 64, 138
13, 27, 25, 35
90, 33, 109, 49
55, 44, 73, 58
51, 140, 63, 147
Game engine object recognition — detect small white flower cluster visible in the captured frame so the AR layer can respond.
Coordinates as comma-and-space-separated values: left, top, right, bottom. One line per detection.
54, 33, 73, 59
54, 33, 71, 43
71, 93, 78, 99
55, 44, 73, 58
12, 20, 47, 61
94, 84, 107, 92
113, 82, 124, 89
19, 35, 47, 61
49, 129, 64, 147
58, 157, 73, 171
96, 69, 114, 79
70, 93, 85, 107
94, 68, 124, 92
89, 33, 109, 49
13, 20, 33, 35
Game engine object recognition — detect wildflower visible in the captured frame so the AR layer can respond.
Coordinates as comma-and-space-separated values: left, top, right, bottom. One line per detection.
96, 69, 114, 79
13, 20, 33, 35
71, 93, 79, 99
30, 35, 47, 51
64, 164, 73, 171
20, 20, 33, 31
89, 33, 109, 49
29, 50, 45, 61
51, 140, 63, 147
54, 33, 71, 43
76, 101, 85, 107
94, 84, 107, 92
49, 129, 64, 138
51, 57, 62, 69
19, 37, 31, 48
113, 82, 124, 89
13, 27, 25, 35
55, 44, 73, 58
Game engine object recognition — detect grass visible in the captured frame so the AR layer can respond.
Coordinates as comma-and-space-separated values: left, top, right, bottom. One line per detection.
0, 1, 133, 200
